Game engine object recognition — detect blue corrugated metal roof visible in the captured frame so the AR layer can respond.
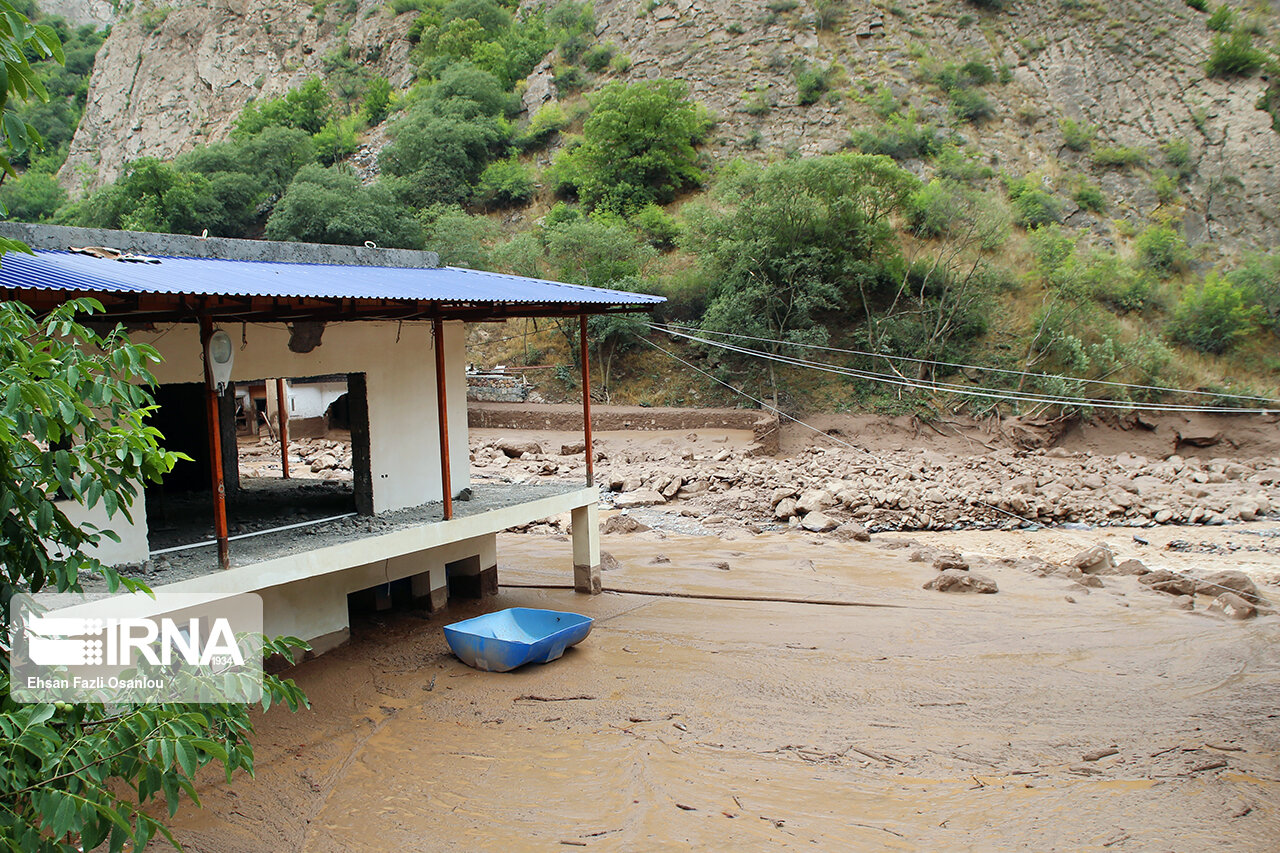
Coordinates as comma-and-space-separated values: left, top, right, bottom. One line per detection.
0, 250, 664, 306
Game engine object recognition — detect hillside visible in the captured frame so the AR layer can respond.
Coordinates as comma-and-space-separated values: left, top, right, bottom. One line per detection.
14, 0, 1280, 414
55, 0, 1280, 255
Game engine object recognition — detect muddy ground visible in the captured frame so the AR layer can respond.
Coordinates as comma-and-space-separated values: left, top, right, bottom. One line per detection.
167, 530, 1279, 851
157, 409, 1280, 851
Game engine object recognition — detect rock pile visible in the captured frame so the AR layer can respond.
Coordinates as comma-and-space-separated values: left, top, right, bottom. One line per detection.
469, 437, 1280, 534
239, 437, 354, 482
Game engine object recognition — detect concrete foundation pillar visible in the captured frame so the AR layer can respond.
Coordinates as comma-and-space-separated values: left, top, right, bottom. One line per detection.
447, 554, 498, 599
572, 503, 601, 594
410, 568, 448, 612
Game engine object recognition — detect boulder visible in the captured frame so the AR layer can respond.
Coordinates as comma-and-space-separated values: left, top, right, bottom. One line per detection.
770, 487, 797, 506
1207, 592, 1257, 620
600, 552, 622, 572
1071, 544, 1115, 575
559, 441, 586, 456
924, 570, 998, 594
774, 497, 798, 520
796, 489, 837, 515
830, 522, 872, 542
1139, 569, 1199, 597
1196, 570, 1265, 604
497, 438, 541, 458
799, 510, 839, 532
614, 489, 665, 508
1172, 595, 1195, 611
1114, 559, 1150, 576
602, 514, 650, 534
933, 552, 969, 572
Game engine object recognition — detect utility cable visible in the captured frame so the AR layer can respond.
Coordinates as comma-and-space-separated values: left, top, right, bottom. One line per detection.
653, 322, 1280, 406
653, 325, 1277, 415
638, 337, 1269, 603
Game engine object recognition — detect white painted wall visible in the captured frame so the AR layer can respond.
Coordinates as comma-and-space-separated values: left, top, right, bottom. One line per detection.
55, 490, 150, 565
282, 380, 347, 420
139, 321, 471, 516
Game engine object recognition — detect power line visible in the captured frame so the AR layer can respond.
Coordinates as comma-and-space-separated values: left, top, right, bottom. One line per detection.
653, 326, 1277, 415
652, 322, 1280, 406
639, 336, 1266, 602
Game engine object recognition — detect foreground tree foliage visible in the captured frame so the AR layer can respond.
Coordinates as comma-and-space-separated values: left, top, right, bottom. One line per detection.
0, 298, 309, 851
0, 14, 308, 848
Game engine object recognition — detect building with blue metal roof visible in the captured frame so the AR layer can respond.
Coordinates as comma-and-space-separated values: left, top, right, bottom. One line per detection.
1, 223, 656, 655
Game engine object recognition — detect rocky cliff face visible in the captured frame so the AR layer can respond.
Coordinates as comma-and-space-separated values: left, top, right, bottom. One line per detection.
57, 0, 415, 190
578, 0, 1279, 254
37, 0, 116, 27
58, 0, 1280, 253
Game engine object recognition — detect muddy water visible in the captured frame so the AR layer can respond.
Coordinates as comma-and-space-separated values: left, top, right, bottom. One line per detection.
169, 531, 1280, 851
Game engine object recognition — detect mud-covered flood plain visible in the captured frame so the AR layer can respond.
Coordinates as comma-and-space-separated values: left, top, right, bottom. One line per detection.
166, 526, 1280, 851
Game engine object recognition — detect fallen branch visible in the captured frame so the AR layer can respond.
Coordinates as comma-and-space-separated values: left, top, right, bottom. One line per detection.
515, 694, 597, 703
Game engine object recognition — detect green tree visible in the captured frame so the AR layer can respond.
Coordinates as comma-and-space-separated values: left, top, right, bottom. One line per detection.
265, 164, 425, 248
1167, 275, 1263, 354
233, 76, 334, 136
0, 298, 308, 852
0, 0, 63, 228
552, 79, 711, 214
688, 154, 918, 405
1226, 252, 1280, 332
0, 170, 65, 221
56, 158, 211, 234
420, 203, 497, 268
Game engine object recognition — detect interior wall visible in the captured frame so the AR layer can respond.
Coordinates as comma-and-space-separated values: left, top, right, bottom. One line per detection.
139, 321, 470, 515
56, 491, 149, 565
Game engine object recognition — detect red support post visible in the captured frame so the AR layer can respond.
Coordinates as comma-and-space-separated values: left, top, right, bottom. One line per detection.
200, 316, 231, 570
434, 317, 453, 521
276, 377, 290, 479
579, 314, 594, 487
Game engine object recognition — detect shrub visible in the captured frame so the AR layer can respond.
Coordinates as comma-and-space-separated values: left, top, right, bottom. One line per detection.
475, 156, 535, 207
794, 61, 831, 105
741, 85, 771, 116
1205, 30, 1266, 77
1135, 225, 1188, 277
949, 86, 993, 122
362, 76, 393, 126
1206, 4, 1234, 31
934, 144, 994, 183
1152, 170, 1179, 204
1007, 175, 1062, 228
1091, 145, 1148, 168
312, 115, 360, 166
610, 52, 632, 73
234, 77, 333, 137
515, 101, 568, 150
814, 0, 845, 31
420, 203, 498, 267
1226, 252, 1280, 331
379, 110, 509, 207
582, 43, 615, 72
848, 109, 940, 160
1073, 182, 1106, 213
266, 164, 424, 248
630, 202, 682, 249
1167, 275, 1262, 354
1059, 117, 1096, 151
1185, 0, 1208, 10
1162, 138, 1193, 179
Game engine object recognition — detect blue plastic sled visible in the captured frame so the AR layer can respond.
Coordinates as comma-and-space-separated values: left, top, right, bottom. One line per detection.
443, 608, 594, 672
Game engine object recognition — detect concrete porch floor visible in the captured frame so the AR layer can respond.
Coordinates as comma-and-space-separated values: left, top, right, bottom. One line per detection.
127, 483, 602, 653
